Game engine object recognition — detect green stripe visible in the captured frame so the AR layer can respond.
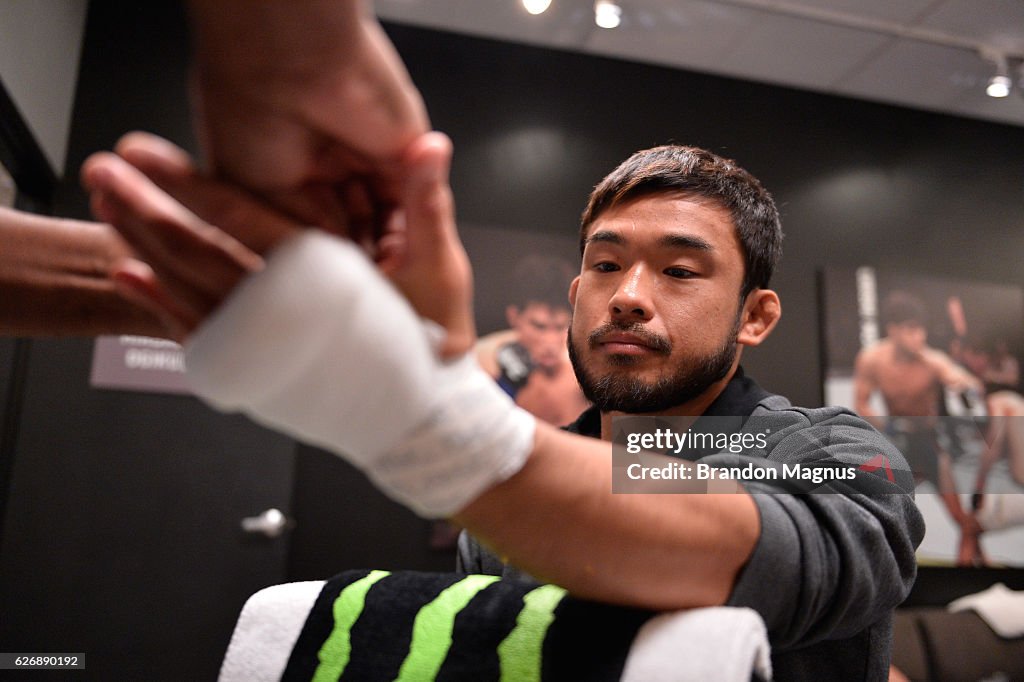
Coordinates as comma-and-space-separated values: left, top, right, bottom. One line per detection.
312, 570, 390, 682
497, 583, 567, 682
394, 574, 501, 681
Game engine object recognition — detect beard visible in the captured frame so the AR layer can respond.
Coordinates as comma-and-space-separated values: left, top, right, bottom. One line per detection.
568, 317, 739, 414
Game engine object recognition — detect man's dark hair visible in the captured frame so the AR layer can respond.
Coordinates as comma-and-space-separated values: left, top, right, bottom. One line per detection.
883, 290, 928, 327
578, 145, 782, 297
510, 254, 575, 311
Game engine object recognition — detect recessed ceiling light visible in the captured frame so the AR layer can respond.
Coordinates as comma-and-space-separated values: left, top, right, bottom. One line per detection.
595, 0, 622, 29
522, 0, 552, 15
986, 74, 1011, 98
980, 49, 1013, 98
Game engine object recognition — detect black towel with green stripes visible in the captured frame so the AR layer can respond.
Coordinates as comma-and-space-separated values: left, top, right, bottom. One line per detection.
281, 570, 654, 681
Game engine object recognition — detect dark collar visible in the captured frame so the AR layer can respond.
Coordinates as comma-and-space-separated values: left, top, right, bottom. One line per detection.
564, 366, 772, 438
702, 366, 773, 418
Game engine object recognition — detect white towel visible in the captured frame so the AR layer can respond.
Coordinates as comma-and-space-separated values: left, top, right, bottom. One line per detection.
621, 606, 771, 682
948, 583, 1024, 638
218, 580, 325, 682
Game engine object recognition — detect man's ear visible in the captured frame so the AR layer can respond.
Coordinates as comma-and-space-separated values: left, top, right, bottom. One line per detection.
568, 276, 580, 308
505, 305, 520, 328
737, 289, 781, 347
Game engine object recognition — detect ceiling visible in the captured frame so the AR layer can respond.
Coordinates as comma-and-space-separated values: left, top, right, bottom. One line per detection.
375, 0, 1024, 128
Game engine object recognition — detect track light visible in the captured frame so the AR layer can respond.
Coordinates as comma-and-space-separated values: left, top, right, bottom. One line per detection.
987, 69, 1011, 98
981, 50, 1012, 98
594, 0, 622, 29
522, 0, 552, 15
987, 73, 1011, 98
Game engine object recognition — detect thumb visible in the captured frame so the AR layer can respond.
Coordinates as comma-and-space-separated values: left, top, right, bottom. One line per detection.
397, 131, 476, 357
402, 131, 457, 259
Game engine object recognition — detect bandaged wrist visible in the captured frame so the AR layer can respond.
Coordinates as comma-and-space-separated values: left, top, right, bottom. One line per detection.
369, 352, 536, 517
184, 230, 534, 517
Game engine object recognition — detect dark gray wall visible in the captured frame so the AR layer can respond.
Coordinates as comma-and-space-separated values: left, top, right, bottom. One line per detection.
383, 22, 1024, 407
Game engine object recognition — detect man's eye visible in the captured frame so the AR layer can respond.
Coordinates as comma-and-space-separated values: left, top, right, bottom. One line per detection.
664, 267, 695, 279
594, 262, 620, 273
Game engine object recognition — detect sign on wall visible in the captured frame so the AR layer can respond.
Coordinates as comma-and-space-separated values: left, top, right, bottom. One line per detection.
90, 335, 190, 395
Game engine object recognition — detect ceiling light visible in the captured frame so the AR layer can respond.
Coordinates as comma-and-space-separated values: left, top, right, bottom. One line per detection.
594, 0, 622, 29
981, 50, 1012, 98
522, 0, 552, 15
987, 74, 1011, 98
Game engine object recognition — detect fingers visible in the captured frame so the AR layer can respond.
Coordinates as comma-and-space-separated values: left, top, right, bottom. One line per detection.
82, 151, 261, 336
110, 258, 193, 343
113, 133, 300, 254
115, 131, 197, 177
117, 132, 404, 253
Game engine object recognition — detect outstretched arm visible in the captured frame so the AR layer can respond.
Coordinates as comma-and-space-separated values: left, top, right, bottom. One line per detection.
924, 348, 984, 393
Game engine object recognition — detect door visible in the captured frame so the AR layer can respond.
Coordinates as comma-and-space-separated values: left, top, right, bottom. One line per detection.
0, 338, 296, 681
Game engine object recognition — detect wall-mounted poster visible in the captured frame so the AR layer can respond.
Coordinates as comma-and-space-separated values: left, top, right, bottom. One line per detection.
821, 267, 1024, 567
462, 222, 588, 428
430, 223, 588, 549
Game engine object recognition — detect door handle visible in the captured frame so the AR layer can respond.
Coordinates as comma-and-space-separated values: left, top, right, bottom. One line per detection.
241, 508, 294, 538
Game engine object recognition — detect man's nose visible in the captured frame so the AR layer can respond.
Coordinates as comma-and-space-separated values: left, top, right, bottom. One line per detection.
608, 265, 653, 321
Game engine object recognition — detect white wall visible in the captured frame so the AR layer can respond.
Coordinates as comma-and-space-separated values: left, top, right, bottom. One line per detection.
0, 0, 87, 175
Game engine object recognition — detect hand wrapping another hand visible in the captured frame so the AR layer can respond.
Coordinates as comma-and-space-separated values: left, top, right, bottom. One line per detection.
82, 131, 474, 356
82, 131, 533, 519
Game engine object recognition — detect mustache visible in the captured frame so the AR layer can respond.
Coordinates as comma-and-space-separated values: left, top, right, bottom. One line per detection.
588, 322, 672, 354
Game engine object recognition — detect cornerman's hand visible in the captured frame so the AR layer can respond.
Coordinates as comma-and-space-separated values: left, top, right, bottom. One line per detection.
81, 135, 294, 342
187, 0, 429, 241
81, 131, 476, 356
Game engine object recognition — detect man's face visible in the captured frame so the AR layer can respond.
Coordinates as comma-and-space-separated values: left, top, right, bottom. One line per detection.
509, 302, 571, 371
567, 194, 747, 413
888, 322, 927, 355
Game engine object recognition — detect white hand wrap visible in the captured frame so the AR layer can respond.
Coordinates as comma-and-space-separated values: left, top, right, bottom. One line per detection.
185, 231, 535, 517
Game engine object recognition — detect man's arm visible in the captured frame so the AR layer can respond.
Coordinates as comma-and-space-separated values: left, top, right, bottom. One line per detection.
852, 347, 880, 418
474, 329, 518, 378
922, 348, 984, 393
463, 406, 925, 646
456, 425, 760, 609
0, 206, 165, 337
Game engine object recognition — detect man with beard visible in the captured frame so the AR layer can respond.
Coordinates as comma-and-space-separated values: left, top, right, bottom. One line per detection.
86, 136, 922, 681
455, 146, 923, 679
